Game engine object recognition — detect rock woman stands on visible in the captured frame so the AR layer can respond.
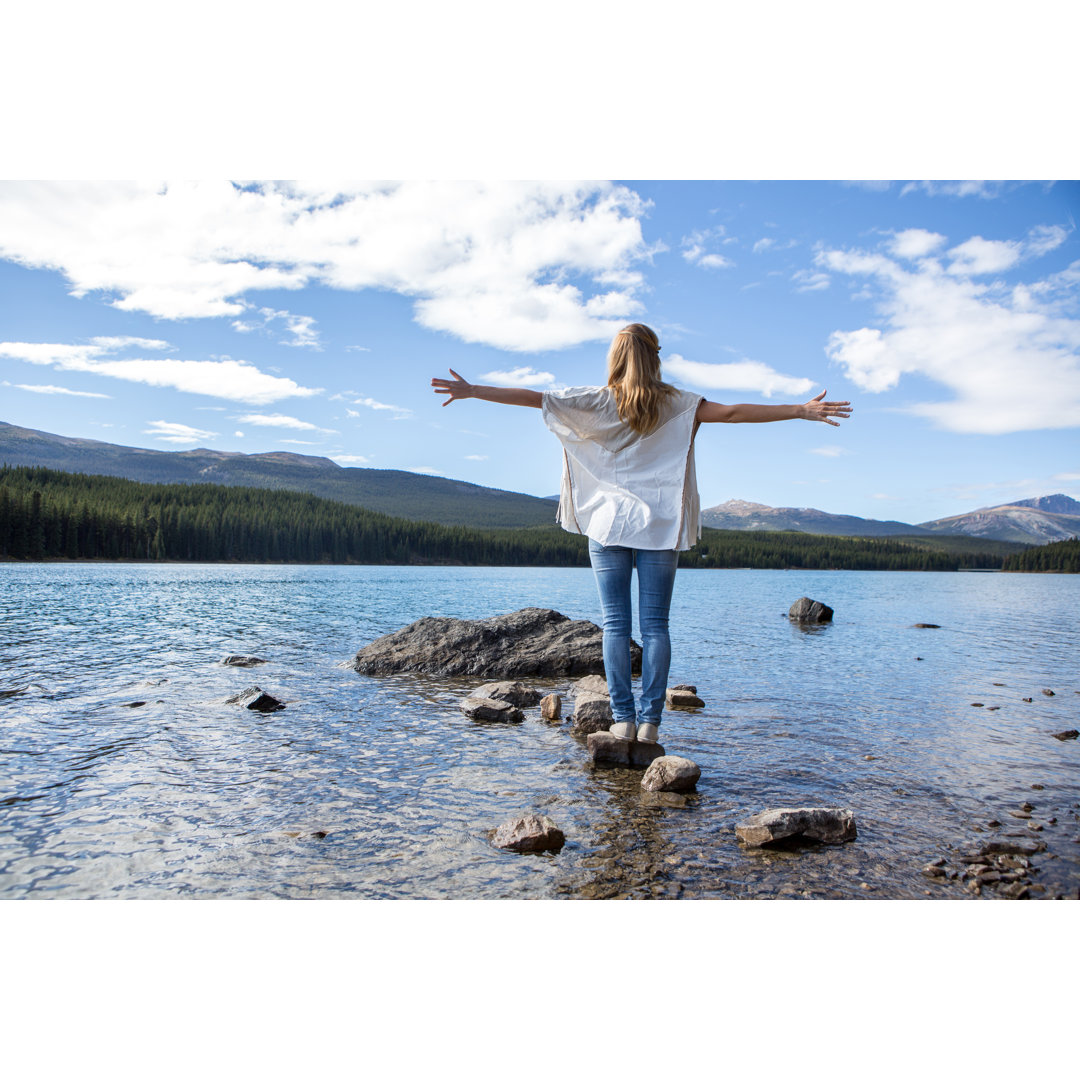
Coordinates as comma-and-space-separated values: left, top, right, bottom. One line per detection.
431, 323, 851, 744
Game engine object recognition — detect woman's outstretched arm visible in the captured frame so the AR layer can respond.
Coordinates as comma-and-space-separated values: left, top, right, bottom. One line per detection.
697, 390, 852, 427
431, 368, 543, 408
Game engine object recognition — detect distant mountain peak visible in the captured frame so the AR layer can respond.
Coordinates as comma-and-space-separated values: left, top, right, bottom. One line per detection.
993, 494, 1080, 516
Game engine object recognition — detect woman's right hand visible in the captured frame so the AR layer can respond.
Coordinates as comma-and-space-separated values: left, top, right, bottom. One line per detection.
431, 368, 473, 406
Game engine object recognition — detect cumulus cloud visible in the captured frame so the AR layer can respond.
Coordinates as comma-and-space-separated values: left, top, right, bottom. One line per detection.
0, 181, 654, 352
0, 335, 319, 405
888, 229, 946, 259
479, 366, 555, 387
233, 412, 335, 432
332, 453, 372, 464
3, 380, 110, 398
817, 226, 1080, 433
143, 420, 218, 444
662, 354, 816, 398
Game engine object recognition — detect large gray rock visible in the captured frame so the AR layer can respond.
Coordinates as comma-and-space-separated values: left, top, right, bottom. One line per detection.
587, 731, 665, 768
788, 597, 834, 623
666, 688, 705, 709
473, 680, 542, 707
735, 807, 856, 847
641, 755, 701, 793
224, 685, 285, 712
352, 607, 641, 678
571, 692, 613, 734
492, 814, 565, 853
460, 696, 525, 723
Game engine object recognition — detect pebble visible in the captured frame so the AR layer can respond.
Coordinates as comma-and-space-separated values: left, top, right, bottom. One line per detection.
971, 702, 985, 707
1022, 697, 1033, 703
1027, 823, 1044, 832
1042, 689, 1056, 696
1008, 810, 1031, 819
1031, 784, 1044, 790
1021, 802, 1034, 811
986, 706, 1001, 711
986, 819, 1002, 828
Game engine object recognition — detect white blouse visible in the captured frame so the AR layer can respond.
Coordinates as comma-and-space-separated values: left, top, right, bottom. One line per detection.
541, 385, 704, 551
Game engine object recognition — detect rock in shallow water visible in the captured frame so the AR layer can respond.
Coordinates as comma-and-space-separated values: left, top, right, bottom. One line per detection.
222, 655, 266, 667
586, 731, 665, 768
641, 755, 701, 793
492, 813, 565, 853
224, 686, 285, 712
472, 680, 542, 707
666, 688, 705, 709
460, 696, 525, 723
572, 692, 613, 734
788, 597, 834, 623
735, 807, 857, 847
352, 607, 641, 678
540, 693, 562, 722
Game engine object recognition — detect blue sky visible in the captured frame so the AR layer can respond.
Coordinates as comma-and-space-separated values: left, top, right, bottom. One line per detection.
1, 179, 1077, 525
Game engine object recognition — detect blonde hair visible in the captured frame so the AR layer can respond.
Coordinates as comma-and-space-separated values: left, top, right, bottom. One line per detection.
606, 323, 674, 434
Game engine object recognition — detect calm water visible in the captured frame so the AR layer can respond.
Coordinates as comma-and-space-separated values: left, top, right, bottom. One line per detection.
1, 563, 1078, 899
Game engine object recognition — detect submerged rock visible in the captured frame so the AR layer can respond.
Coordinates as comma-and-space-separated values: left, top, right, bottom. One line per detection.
1051, 730, 1079, 741
540, 693, 562, 722
222, 655, 266, 667
735, 807, 857, 847
460, 696, 525, 723
587, 731, 665, 768
641, 755, 701, 793
472, 680, 542, 707
225, 686, 285, 712
788, 597, 834, 623
352, 607, 641, 678
492, 813, 565, 853
913, 623, 941, 629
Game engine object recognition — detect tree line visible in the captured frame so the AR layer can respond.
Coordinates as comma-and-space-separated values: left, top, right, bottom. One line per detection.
1001, 537, 1080, 573
0, 464, 1028, 571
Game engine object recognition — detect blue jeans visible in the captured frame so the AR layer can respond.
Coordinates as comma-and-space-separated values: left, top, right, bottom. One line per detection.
587, 539, 679, 728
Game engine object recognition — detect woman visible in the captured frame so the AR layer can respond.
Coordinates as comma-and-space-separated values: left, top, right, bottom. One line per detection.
431, 323, 851, 744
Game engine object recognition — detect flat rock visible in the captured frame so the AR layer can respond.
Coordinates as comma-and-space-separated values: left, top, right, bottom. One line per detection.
492, 813, 565, 853
352, 607, 641, 678
571, 692, 613, 734
1051, 729, 1079, 741
540, 693, 562, 722
666, 688, 705, 709
913, 623, 941, 629
224, 685, 285, 712
735, 807, 857, 847
460, 696, 525, 723
573, 674, 609, 697
587, 731, 666, 768
473, 680, 542, 707
788, 597, 834, 623
641, 755, 701, 793
222, 655, 266, 667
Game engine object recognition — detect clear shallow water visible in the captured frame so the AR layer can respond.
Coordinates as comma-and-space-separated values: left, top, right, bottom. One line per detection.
1, 563, 1077, 899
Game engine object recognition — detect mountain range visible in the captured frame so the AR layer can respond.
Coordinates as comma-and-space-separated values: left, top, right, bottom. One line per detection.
701, 496, 1080, 545
3, 420, 1078, 543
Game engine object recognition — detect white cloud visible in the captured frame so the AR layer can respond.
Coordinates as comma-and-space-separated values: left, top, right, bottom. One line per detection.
946, 236, 1022, 276
681, 228, 732, 270
478, 366, 556, 387
900, 181, 1002, 199
0, 335, 321, 404
345, 345, 371, 352
233, 306, 321, 349
819, 229, 1080, 433
752, 238, 775, 254
407, 466, 442, 475
351, 396, 412, 416
233, 412, 335, 433
888, 229, 946, 259
662, 353, 815, 398
792, 269, 830, 292
332, 453, 372, 464
280, 439, 317, 446
808, 446, 849, 457
143, 420, 218, 444
3, 380, 110, 398
465, 454, 488, 461
234, 431, 244, 437
0, 181, 654, 352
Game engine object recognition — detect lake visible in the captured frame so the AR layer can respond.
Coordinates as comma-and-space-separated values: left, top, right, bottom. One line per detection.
1, 563, 1077, 899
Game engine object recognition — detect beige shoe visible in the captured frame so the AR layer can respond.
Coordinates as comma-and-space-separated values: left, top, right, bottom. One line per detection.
636, 722, 659, 744
609, 721, 636, 741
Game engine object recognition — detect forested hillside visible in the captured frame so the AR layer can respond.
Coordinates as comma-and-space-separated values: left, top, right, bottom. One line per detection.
0, 466, 1027, 571
1001, 538, 1080, 573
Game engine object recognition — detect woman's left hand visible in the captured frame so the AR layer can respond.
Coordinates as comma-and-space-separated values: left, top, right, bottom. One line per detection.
802, 390, 853, 426
431, 368, 473, 406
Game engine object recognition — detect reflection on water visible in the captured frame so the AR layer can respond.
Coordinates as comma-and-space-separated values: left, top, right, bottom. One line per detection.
1, 563, 1077, 899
